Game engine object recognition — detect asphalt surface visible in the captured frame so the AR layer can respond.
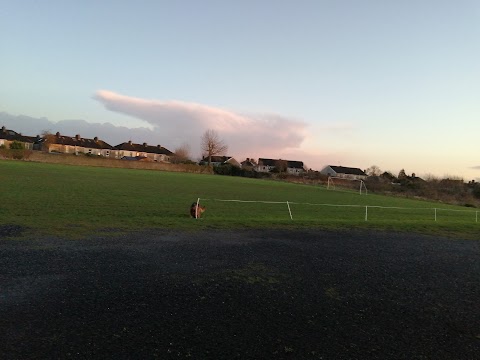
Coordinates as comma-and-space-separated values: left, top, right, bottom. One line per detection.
1, 227, 479, 359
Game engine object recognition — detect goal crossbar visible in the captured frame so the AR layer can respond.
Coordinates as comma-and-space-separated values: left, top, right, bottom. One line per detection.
327, 176, 368, 195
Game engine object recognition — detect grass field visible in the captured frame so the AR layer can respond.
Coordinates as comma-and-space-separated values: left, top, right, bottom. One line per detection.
1, 160, 478, 239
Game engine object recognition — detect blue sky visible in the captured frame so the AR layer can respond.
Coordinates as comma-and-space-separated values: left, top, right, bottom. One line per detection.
1, 0, 479, 180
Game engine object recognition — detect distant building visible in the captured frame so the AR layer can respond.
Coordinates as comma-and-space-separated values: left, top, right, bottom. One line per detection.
1, 126, 177, 162
320, 165, 367, 180
256, 158, 277, 173
199, 156, 240, 167
114, 141, 174, 162
240, 158, 257, 171
0, 126, 37, 150
256, 158, 305, 175
45, 132, 115, 157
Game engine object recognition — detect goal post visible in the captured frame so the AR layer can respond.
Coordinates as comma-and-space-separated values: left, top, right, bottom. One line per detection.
327, 176, 368, 195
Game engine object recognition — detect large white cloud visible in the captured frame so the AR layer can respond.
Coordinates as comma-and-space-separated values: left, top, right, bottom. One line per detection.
2, 91, 325, 166
93, 90, 308, 159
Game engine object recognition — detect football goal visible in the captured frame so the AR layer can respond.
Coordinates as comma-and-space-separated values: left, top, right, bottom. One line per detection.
327, 176, 368, 195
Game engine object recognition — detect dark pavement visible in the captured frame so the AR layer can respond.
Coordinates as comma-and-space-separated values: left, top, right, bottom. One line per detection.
1, 228, 479, 359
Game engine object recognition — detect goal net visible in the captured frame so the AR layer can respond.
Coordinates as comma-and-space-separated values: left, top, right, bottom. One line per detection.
327, 176, 368, 195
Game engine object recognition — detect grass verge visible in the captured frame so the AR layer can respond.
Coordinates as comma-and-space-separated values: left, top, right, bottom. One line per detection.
1, 160, 478, 239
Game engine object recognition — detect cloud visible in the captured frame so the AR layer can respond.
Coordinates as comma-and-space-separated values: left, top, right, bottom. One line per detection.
93, 90, 308, 158
470, 166, 480, 170
0, 111, 160, 147
2, 91, 324, 166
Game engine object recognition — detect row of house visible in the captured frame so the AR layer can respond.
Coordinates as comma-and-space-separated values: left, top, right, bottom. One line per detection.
199, 156, 306, 175
1, 126, 174, 162
0, 126, 38, 150
199, 155, 367, 179
1, 125, 367, 178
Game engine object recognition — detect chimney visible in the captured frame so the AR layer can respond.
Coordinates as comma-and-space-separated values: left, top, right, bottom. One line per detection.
56, 132, 60, 137
157, 145, 161, 148
143, 142, 147, 147
94, 136, 98, 142
1, 126, 5, 133
128, 140, 132, 145
75, 134, 81, 140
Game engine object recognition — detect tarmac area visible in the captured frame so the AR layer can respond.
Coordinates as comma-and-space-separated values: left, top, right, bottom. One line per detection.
0, 227, 479, 359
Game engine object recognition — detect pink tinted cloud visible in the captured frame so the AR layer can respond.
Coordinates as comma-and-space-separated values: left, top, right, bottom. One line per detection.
94, 90, 308, 159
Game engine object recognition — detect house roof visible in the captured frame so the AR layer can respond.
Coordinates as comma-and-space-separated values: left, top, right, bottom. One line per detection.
287, 160, 305, 169
241, 158, 257, 167
121, 156, 152, 161
114, 141, 174, 155
199, 156, 242, 168
201, 156, 232, 163
1, 126, 17, 140
212, 156, 230, 163
0, 126, 38, 143
258, 158, 304, 169
49, 132, 115, 150
328, 166, 366, 176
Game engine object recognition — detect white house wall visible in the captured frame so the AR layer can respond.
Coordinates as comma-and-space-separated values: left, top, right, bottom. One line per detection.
256, 165, 273, 172
287, 168, 304, 175
0, 139, 33, 149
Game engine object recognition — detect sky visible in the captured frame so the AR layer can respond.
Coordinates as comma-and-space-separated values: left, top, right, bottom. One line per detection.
1, 0, 479, 180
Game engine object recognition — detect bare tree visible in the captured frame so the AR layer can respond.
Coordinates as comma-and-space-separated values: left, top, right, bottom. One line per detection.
201, 129, 228, 166
41, 130, 56, 152
273, 159, 288, 173
172, 143, 191, 163
366, 165, 382, 177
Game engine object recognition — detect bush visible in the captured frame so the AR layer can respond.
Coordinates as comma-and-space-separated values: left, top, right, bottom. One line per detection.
0, 148, 33, 160
214, 164, 244, 176
213, 164, 270, 178
9, 141, 25, 150
472, 185, 480, 199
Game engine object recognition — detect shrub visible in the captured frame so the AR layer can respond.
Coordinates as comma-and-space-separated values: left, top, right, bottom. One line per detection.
213, 164, 270, 178
472, 186, 480, 199
214, 164, 243, 176
9, 141, 25, 150
0, 148, 33, 160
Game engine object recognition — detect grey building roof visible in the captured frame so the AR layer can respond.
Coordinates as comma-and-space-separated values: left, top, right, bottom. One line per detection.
258, 158, 304, 169
50, 132, 115, 150
329, 166, 366, 176
0, 126, 38, 143
114, 141, 174, 155
199, 156, 235, 164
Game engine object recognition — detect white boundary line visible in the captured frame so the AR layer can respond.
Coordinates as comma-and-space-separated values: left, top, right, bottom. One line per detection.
198, 198, 478, 222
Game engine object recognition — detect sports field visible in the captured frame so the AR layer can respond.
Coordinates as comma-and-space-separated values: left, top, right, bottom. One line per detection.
0, 160, 478, 238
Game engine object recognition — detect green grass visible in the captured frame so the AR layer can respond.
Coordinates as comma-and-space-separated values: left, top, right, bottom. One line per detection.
1, 160, 478, 239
